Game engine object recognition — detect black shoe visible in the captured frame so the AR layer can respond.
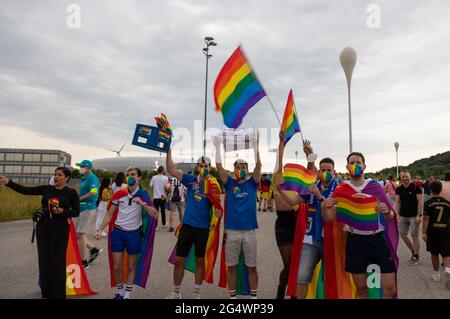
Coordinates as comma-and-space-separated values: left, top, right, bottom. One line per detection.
88, 247, 103, 264
82, 260, 90, 269
169, 227, 175, 232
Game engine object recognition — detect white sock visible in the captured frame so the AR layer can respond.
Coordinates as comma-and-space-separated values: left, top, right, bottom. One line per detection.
445, 267, 450, 273
193, 284, 202, 294
116, 283, 124, 296
173, 285, 181, 294
433, 270, 440, 276
124, 284, 133, 299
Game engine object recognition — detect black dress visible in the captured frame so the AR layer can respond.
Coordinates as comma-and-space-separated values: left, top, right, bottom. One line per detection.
7, 181, 80, 299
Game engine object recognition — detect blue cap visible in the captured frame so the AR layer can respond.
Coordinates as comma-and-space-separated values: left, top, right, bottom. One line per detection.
76, 160, 94, 169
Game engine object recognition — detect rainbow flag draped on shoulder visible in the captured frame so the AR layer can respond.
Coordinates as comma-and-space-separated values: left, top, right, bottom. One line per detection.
281, 89, 301, 145
106, 187, 157, 288
214, 45, 266, 128
168, 176, 223, 284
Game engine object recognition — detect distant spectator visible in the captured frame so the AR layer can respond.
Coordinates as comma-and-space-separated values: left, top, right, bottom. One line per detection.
112, 172, 126, 194
384, 175, 397, 205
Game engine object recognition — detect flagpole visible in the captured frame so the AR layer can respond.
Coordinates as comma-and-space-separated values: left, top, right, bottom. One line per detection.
239, 44, 282, 127
291, 91, 305, 143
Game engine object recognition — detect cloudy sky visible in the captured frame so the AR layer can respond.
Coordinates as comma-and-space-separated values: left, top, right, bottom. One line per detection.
1, 0, 449, 173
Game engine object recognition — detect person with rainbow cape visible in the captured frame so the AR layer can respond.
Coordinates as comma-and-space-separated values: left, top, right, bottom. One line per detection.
273, 131, 342, 299
322, 152, 399, 299
213, 132, 262, 299
96, 166, 158, 299
166, 147, 223, 299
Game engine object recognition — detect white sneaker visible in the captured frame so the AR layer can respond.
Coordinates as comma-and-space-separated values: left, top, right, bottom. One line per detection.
192, 292, 201, 299
167, 292, 182, 299
101, 231, 107, 237
431, 272, 440, 282
444, 272, 450, 289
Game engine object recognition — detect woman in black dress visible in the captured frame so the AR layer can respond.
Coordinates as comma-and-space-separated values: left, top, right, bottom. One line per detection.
0, 167, 80, 299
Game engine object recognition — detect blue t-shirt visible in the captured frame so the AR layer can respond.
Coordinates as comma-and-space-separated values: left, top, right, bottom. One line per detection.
224, 177, 258, 231
79, 172, 99, 212
181, 174, 212, 229
305, 179, 339, 242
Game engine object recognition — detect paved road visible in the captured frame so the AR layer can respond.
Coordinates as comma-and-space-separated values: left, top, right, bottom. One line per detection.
0, 211, 449, 299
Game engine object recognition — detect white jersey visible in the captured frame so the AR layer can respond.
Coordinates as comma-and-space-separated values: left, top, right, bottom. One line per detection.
112, 188, 142, 231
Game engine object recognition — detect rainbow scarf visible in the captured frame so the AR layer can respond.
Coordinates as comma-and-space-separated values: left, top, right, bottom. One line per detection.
168, 177, 223, 284
214, 45, 266, 128
280, 89, 301, 145
65, 219, 96, 296
280, 163, 317, 195
107, 187, 157, 288
335, 192, 378, 231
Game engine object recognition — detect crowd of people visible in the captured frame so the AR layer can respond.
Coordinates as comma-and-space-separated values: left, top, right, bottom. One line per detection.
0, 130, 449, 300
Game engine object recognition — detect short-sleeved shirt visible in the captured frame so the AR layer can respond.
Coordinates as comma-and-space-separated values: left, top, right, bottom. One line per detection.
170, 178, 187, 202
111, 187, 153, 231
80, 173, 99, 212
396, 183, 422, 217
150, 174, 169, 199
384, 181, 397, 197
224, 177, 259, 231
424, 197, 449, 237
181, 174, 212, 229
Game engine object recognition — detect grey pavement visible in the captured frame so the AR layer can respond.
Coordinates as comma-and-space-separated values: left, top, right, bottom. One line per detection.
0, 212, 449, 299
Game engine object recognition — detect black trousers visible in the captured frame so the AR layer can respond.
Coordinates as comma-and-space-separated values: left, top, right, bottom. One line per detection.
153, 198, 167, 226
36, 218, 69, 299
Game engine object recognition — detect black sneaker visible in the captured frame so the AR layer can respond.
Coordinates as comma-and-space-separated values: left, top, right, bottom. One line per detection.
113, 294, 124, 299
88, 247, 103, 264
169, 227, 175, 232
82, 260, 90, 269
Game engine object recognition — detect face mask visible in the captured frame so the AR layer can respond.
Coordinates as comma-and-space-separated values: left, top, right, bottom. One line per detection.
348, 163, 364, 178
320, 171, 333, 184
79, 167, 86, 175
127, 176, 136, 186
198, 167, 209, 177
235, 169, 247, 180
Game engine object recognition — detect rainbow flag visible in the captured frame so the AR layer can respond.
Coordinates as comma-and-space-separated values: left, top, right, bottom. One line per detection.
280, 163, 317, 195
66, 219, 96, 296
155, 113, 172, 133
214, 45, 266, 128
335, 192, 378, 231
280, 89, 301, 145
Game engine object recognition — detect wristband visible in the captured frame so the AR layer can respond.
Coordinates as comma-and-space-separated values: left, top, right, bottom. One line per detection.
307, 153, 318, 163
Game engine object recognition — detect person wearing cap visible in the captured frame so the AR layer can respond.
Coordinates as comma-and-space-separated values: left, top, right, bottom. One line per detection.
213, 133, 262, 299
166, 148, 222, 299
74, 159, 102, 269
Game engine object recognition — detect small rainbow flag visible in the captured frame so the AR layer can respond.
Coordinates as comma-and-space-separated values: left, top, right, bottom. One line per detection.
280, 163, 317, 195
214, 45, 266, 128
281, 89, 301, 145
158, 130, 171, 140
155, 113, 172, 133
335, 192, 378, 231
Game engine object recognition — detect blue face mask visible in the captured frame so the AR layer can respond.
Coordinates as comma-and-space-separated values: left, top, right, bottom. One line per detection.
127, 176, 136, 186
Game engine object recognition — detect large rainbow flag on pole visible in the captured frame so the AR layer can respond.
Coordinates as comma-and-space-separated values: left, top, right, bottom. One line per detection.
214, 45, 266, 128
279, 163, 317, 195
66, 219, 96, 296
168, 177, 223, 284
280, 89, 301, 145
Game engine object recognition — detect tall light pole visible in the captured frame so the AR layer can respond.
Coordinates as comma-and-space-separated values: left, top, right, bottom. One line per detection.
203, 36, 217, 157
295, 150, 298, 164
394, 142, 399, 179
340, 47, 357, 153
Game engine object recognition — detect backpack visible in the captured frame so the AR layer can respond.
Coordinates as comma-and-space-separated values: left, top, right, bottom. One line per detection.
171, 183, 181, 202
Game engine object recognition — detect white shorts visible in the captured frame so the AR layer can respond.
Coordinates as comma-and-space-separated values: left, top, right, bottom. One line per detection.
73, 209, 96, 234
225, 230, 257, 268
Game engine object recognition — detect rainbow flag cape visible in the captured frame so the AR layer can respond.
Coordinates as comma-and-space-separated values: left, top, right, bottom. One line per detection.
280, 89, 301, 145
107, 187, 157, 288
335, 192, 378, 232
168, 177, 223, 284
218, 195, 250, 296
286, 203, 356, 298
280, 163, 317, 195
214, 45, 266, 128
331, 179, 400, 298
66, 219, 96, 296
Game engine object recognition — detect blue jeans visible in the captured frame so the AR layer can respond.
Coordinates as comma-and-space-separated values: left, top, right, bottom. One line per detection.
297, 240, 324, 284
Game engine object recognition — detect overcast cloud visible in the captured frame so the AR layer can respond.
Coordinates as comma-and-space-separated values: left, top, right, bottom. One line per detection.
1, 0, 449, 172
